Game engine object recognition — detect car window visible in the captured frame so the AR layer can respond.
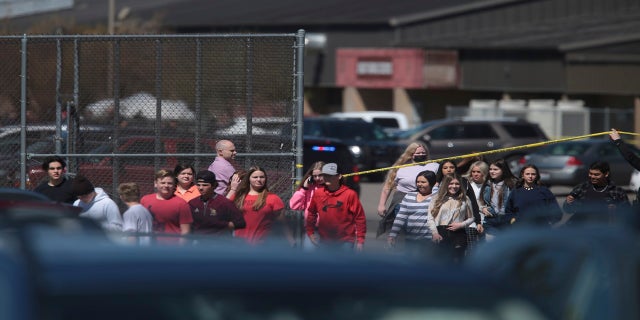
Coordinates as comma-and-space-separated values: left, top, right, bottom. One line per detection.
305, 120, 389, 141
372, 118, 399, 129
541, 143, 588, 156
429, 124, 498, 140
598, 143, 618, 157
303, 121, 323, 136
127, 140, 166, 166
85, 145, 113, 164
502, 124, 544, 139
461, 124, 498, 139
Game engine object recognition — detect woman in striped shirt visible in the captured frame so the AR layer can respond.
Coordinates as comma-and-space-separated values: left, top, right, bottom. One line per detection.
387, 170, 438, 255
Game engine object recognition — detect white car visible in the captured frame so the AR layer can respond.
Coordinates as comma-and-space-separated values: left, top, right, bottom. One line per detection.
215, 116, 291, 135
329, 111, 414, 134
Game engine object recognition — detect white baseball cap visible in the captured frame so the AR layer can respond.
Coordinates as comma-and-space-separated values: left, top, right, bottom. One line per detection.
321, 163, 339, 175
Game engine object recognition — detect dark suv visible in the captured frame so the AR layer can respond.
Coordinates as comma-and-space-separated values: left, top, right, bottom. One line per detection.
303, 117, 405, 181
303, 137, 360, 195
394, 117, 548, 168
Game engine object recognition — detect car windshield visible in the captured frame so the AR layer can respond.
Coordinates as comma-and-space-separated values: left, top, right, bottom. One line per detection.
502, 123, 545, 139
305, 121, 390, 141
390, 120, 441, 139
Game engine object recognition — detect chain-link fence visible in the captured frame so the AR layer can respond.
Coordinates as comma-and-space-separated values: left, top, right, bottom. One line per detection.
1, 33, 305, 209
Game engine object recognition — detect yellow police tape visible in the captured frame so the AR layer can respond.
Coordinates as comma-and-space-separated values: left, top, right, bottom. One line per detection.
338, 131, 640, 178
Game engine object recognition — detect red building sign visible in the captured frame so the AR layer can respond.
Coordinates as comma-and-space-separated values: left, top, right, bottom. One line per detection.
335, 48, 458, 89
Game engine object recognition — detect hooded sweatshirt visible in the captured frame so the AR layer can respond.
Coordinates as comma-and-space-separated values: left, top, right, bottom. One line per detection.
73, 187, 123, 232
306, 185, 366, 245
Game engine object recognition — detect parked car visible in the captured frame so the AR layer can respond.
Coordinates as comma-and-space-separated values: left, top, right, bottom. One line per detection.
303, 117, 406, 181
303, 137, 360, 195
393, 117, 548, 169
215, 116, 292, 136
466, 224, 640, 320
27, 136, 218, 195
517, 139, 639, 188
329, 111, 412, 134
0, 227, 552, 320
0, 124, 112, 187
0, 188, 97, 235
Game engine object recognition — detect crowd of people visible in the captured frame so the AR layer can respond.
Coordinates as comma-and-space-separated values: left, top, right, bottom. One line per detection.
30, 130, 639, 257
31, 138, 366, 251
375, 128, 637, 261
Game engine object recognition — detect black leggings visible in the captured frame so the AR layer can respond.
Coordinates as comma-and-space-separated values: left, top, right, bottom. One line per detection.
436, 226, 467, 262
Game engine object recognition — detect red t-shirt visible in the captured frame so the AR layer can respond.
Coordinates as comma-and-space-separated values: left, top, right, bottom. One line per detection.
141, 194, 193, 234
234, 193, 284, 244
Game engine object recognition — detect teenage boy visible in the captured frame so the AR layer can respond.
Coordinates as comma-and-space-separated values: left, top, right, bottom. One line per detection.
189, 170, 245, 236
33, 155, 75, 203
306, 163, 366, 252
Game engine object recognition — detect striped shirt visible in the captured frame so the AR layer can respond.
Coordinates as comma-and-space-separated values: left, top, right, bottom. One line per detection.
388, 187, 438, 240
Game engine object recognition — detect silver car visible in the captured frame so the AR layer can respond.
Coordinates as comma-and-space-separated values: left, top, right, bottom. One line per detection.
517, 139, 638, 188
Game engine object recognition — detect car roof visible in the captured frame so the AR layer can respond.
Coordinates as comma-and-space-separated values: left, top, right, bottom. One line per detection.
0, 228, 552, 320
0, 124, 111, 136
534, 138, 611, 151
27, 232, 517, 297
0, 188, 50, 202
305, 116, 369, 123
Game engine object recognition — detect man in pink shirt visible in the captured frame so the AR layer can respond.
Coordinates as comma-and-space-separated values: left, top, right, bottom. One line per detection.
208, 139, 237, 195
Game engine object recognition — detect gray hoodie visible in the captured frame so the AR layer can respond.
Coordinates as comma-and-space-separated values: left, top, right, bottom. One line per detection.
73, 187, 123, 232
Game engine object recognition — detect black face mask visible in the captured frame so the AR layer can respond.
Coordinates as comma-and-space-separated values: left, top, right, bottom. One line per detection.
413, 155, 427, 162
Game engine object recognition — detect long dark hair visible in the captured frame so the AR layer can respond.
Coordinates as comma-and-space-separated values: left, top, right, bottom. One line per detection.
479, 158, 517, 207
435, 159, 457, 184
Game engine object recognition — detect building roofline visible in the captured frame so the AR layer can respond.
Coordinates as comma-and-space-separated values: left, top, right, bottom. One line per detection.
389, 0, 533, 27
559, 33, 640, 52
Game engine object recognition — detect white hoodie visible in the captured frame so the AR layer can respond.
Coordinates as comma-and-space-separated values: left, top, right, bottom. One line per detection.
74, 187, 123, 232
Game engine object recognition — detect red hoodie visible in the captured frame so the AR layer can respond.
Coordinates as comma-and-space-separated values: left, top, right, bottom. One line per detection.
306, 185, 366, 244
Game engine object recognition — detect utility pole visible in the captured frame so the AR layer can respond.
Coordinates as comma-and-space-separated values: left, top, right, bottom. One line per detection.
108, 0, 115, 35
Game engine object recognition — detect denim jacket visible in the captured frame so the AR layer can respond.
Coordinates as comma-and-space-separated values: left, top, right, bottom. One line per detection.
481, 181, 513, 217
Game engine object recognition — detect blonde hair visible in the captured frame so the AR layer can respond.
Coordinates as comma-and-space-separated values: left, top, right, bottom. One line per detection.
118, 182, 140, 202
383, 142, 430, 190
463, 160, 489, 181
155, 169, 175, 181
431, 174, 465, 218
298, 161, 325, 190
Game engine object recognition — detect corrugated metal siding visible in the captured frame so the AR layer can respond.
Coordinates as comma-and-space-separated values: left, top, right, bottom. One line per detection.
394, 0, 640, 49
460, 50, 565, 92
567, 65, 640, 95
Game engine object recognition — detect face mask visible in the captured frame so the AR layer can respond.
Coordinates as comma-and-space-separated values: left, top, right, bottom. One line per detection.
413, 155, 427, 162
